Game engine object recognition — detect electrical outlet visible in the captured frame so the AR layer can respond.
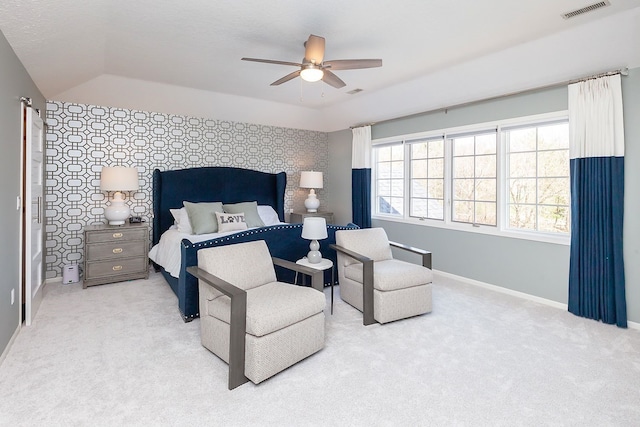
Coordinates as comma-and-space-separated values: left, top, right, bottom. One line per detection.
289, 209, 294, 213
11, 288, 15, 305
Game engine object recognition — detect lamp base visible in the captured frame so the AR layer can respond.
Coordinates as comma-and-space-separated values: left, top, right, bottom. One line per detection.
304, 189, 320, 213
307, 239, 322, 264
105, 194, 131, 226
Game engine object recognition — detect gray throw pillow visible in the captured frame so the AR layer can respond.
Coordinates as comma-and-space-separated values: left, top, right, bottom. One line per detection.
183, 201, 224, 234
222, 201, 265, 228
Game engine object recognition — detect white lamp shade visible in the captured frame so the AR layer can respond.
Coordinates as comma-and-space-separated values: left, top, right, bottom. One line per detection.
301, 217, 328, 240
299, 171, 323, 189
100, 166, 139, 191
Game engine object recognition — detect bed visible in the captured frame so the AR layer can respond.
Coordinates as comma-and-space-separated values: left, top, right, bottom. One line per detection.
150, 166, 357, 322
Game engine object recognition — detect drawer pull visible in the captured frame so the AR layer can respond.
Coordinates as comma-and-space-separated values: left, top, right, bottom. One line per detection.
112, 232, 123, 238
112, 265, 123, 271
112, 248, 123, 254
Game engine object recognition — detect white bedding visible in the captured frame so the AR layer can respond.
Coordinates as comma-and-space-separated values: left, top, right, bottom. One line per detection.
149, 224, 284, 278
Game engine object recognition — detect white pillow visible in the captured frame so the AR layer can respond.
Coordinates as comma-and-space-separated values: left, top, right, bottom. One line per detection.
257, 205, 281, 226
170, 207, 193, 234
216, 211, 248, 233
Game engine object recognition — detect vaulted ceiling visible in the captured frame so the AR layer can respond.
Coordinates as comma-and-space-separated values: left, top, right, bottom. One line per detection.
1, 1, 639, 131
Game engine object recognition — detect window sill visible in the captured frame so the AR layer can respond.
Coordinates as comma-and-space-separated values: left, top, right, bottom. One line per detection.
372, 214, 570, 246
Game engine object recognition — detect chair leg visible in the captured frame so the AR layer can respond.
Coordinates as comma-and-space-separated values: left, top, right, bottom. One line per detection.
362, 260, 375, 325
228, 292, 249, 390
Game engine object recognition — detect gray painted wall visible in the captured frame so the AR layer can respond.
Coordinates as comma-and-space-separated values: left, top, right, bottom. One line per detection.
327, 129, 352, 225
329, 68, 640, 325
0, 30, 45, 358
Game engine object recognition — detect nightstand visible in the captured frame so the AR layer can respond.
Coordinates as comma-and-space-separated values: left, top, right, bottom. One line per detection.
83, 223, 149, 288
289, 211, 334, 224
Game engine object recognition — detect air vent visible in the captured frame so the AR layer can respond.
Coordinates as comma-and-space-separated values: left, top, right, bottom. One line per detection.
347, 88, 364, 95
561, 1, 610, 19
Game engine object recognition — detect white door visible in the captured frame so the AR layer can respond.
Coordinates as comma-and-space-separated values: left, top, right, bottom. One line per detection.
24, 107, 44, 326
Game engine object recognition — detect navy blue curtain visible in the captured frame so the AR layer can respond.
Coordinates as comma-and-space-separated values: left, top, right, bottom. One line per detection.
568, 156, 626, 327
352, 168, 371, 228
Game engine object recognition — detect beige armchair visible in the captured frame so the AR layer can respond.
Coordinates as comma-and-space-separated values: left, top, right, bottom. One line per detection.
187, 240, 326, 389
331, 228, 432, 325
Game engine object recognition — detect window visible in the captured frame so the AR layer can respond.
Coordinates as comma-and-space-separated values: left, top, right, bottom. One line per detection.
451, 131, 497, 226
409, 137, 444, 220
372, 112, 571, 243
374, 143, 404, 216
505, 121, 570, 233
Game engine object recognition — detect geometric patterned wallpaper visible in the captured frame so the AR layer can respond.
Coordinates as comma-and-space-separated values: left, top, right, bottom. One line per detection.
44, 101, 329, 279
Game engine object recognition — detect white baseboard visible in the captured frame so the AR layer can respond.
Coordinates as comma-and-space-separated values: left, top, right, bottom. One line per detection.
0, 323, 20, 368
434, 270, 640, 331
45, 277, 62, 285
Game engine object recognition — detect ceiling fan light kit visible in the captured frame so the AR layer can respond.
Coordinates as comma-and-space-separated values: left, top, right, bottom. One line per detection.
242, 34, 382, 88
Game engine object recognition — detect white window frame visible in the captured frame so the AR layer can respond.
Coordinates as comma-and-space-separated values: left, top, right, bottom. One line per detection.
371, 111, 570, 245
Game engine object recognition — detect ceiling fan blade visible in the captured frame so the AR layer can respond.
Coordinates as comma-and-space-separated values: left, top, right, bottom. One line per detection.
271, 70, 301, 86
322, 70, 346, 88
242, 57, 302, 67
304, 34, 325, 64
323, 59, 383, 70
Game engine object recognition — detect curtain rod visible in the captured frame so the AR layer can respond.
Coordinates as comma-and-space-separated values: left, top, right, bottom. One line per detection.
350, 67, 629, 129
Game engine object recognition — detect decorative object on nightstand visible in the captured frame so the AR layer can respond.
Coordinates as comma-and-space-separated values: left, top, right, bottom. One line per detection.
100, 166, 139, 226
301, 217, 328, 264
83, 223, 149, 288
289, 210, 334, 224
299, 171, 323, 212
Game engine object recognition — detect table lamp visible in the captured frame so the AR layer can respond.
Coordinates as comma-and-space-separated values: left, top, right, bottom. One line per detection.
299, 171, 323, 213
301, 217, 328, 264
100, 166, 139, 226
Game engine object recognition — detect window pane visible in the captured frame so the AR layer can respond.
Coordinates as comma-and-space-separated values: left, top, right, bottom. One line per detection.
508, 128, 536, 152
391, 179, 404, 197
377, 162, 390, 179
377, 179, 390, 196
378, 197, 394, 214
476, 134, 496, 154
509, 204, 536, 230
538, 177, 570, 205
475, 202, 496, 225
411, 199, 427, 217
389, 197, 404, 215
428, 158, 444, 178
509, 152, 536, 178
411, 179, 427, 198
475, 179, 496, 202
428, 199, 444, 220
509, 178, 536, 204
538, 205, 570, 233
453, 157, 474, 178
412, 159, 428, 178
427, 179, 443, 199
377, 146, 391, 161
411, 143, 428, 159
391, 145, 404, 161
538, 150, 569, 177
453, 178, 474, 200
430, 139, 444, 157
452, 201, 473, 223
538, 123, 569, 150
391, 160, 404, 178
475, 155, 496, 178
454, 137, 474, 156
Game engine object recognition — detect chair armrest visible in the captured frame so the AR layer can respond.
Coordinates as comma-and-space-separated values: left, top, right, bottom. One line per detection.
329, 244, 375, 326
186, 266, 248, 390
389, 241, 432, 269
272, 257, 324, 292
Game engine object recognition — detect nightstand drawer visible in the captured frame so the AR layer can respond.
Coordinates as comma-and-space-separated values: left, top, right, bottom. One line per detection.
85, 227, 147, 244
86, 241, 146, 261
86, 257, 147, 279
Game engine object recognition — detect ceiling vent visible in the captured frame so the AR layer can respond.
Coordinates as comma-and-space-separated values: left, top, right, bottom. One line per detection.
347, 88, 364, 95
561, 1, 610, 19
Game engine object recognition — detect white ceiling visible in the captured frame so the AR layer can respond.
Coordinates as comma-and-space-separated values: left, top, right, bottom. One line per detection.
1, 0, 639, 132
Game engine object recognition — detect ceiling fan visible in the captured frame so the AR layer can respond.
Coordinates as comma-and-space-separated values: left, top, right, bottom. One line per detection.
241, 34, 382, 89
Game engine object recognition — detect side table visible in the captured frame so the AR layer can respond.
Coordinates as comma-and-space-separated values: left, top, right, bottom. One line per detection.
295, 258, 335, 314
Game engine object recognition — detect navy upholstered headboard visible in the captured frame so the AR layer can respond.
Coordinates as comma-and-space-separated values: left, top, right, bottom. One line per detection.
152, 167, 287, 246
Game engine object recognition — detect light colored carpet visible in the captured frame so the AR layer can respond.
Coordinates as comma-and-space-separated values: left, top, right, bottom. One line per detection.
1, 271, 639, 426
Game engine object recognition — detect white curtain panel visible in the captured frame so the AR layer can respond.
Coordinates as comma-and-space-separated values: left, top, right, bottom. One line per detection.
568, 74, 624, 158
352, 125, 372, 168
